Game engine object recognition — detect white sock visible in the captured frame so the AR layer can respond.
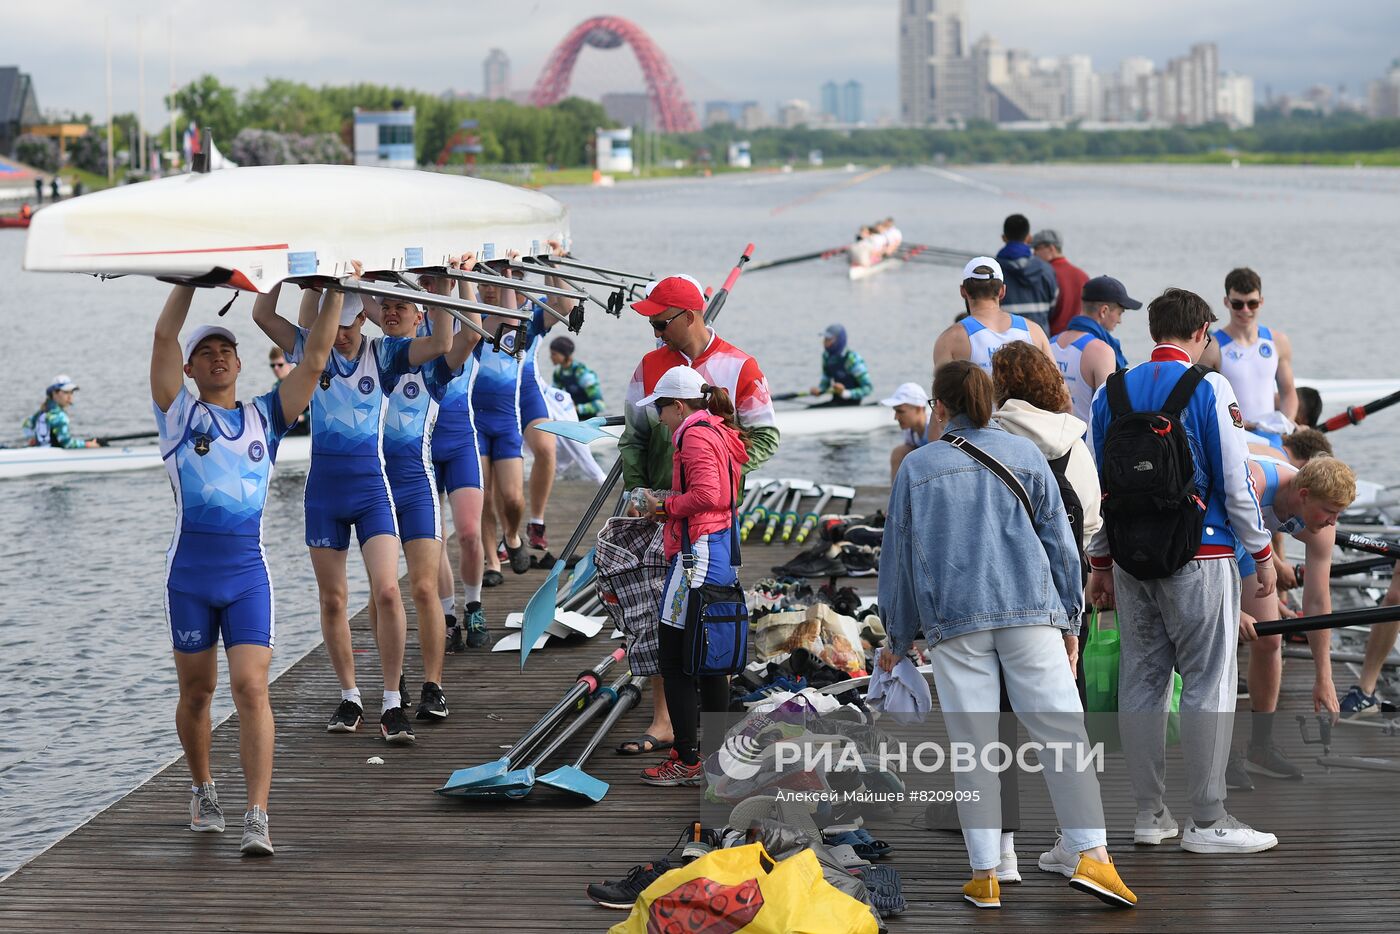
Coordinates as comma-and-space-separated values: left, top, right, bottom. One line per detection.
440, 597, 454, 614
529, 516, 545, 526
464, 583, 482, 605
1001, 832, 1015, 855
382, 690, 401, 713
341, 688, 362, 707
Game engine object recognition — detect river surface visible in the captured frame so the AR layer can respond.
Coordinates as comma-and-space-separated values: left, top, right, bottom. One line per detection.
2, 163, 1398, 877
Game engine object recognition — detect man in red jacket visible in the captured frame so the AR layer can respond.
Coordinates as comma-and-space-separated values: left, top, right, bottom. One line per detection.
1033, 229, 1089, 336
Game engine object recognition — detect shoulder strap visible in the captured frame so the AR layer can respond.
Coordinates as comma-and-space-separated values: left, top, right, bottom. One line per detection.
1106, 368, 1132, 419
1048, 451, 1072, 476
942, 435, 1035, 525
1162, 365, 1208, 416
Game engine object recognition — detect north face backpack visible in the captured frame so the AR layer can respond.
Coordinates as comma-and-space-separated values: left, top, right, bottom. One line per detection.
1099, 365, 1208, 580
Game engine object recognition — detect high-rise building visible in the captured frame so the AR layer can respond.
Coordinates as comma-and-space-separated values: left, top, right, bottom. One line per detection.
1369, 59, 1400, 119
820, 81, 840, 119
1217, 74, 1255, 127
1060, 55, 1094, 121
483, 48, 510, 100
841, 80, 864, 124
778, 99, 812, 129
898, 0, 972, 125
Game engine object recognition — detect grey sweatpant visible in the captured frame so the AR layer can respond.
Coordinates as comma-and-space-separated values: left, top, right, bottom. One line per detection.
1114, 558, 1240, 823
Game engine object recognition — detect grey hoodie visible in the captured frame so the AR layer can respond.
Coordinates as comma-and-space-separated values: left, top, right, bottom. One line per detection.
992, 398, 1102, 541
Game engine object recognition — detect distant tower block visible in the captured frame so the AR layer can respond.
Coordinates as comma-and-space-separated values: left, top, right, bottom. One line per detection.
530, 16, 699, 133
484, 48, 510, 100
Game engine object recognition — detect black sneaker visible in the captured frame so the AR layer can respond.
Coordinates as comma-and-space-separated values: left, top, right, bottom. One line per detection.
380, 707, 416, 745
416, 682, 449, 721
586, 858, 676, 910
843, 525, 884, 548
839, 544, 879, 577
446, 623, 468, 654
482, 569, 505, 588
772, 545, 846, 579
464, 602, 491, 649
505, 538, 531, 574
398, 674, 409, 707
327, 699, 363, 733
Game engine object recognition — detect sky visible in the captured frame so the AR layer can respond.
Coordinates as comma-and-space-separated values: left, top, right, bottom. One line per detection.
4, 0, 1398, 124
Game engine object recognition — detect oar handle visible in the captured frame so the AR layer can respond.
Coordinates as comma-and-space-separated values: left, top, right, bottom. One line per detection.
1295, 554, 1396, 583
1319, 388, 1400, 433
570, 676, 647, 768
509, 647, 624, 764
527, 671, 631, 768
1339, 531, 1399, 558
1254, 603, 1400, 637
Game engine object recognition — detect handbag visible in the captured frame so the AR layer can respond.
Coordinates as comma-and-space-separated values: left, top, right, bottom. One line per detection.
677, 421, 749, 677
1082, 608, 1184, 750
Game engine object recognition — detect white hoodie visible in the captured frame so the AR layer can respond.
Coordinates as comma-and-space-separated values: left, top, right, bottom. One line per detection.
991, 398, 1102, 541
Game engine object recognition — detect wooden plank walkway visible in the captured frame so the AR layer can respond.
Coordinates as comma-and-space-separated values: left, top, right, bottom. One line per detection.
2, 481, 1398, 932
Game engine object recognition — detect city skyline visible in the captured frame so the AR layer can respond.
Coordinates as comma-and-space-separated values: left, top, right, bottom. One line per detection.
2, 0, 1397, 124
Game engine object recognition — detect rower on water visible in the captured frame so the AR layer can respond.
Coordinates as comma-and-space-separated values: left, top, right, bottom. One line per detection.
1228, 454, 1356, 789
880, 381, 930, 482
24, 375, 99, 448
1198, 267, 1297, 449
254, 266, 453, 745
152, 283, 338, 857
550, 336, 605, 419
933, 257, 1054, 376
808, 324, 872, 407
1052, 275, 1140, 434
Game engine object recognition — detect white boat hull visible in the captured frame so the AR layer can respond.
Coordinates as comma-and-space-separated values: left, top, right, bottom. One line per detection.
848, 257, 902, 281
23, 165, 570, 291
1301, 378, 1400, 411
0, 436, 311, 480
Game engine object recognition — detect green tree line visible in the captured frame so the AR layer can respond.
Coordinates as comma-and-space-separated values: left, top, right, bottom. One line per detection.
166, 75, 614, 166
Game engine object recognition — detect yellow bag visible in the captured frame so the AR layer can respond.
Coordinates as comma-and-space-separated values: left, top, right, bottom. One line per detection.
609, 843, 877, 934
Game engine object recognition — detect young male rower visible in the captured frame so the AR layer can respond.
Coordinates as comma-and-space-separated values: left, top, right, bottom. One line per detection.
357, 262, 482, 717
24, 375, 99, 448
1052, 275, 1139, 431
1228, 455, 1355, 787
618, 274, 780, 756
152, 283, 337, 856
1199, 267, 1297, 449
808, 324, 873, 407
254, 267, 452, 744
880, 381, 930, 482
933, 257, 1054, 376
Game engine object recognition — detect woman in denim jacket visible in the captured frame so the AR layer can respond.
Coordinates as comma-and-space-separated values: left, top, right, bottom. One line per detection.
877, 361, 1136, 911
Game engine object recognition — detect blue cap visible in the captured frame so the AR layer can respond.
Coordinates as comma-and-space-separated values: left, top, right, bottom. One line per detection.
1081, 275, 1142, 311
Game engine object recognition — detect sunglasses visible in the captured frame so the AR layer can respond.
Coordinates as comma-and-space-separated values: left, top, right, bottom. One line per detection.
1205, 331, 1213, 348
270, 362, 289, 370
1229, 298, 1261, 311
651, 310, 689, 333
653, 399, 677, 414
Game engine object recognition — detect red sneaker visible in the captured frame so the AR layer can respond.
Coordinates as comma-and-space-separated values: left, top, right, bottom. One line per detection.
527, 521, 548, 550
640, 749, 705, 787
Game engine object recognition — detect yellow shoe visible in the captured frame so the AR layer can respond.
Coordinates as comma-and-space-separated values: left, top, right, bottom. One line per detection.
1069, 854, 1138, 908
962, 875, 1001, 909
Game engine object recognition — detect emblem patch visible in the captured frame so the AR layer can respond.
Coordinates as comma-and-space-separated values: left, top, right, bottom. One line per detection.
193, 434, 212, 456
1228, 402, 1244, 428
404, 382, 420, 399
1259, 343, 1273, 358
358, 376, 376, 395
319, 373, 332, 391
249, 440, 265, 462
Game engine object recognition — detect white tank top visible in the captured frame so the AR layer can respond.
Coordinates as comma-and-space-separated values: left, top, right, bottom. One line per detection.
1052, 332, 1098, 426
1215, 326, 1279, 422
960, 315, 1032, 373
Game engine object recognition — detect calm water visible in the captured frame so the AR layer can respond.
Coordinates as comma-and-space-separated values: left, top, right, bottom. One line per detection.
2, 164, 1398, 876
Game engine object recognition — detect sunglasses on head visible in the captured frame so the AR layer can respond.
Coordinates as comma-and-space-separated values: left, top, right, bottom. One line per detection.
651, 310, 689, 333
1229, 298, 1261, 311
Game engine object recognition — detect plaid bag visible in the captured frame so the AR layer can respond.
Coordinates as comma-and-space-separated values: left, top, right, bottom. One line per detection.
595, 517, 667, 676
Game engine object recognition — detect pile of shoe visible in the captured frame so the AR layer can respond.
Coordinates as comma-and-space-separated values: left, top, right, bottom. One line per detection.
771, 511, 885, 580
732, 647, 865, 709
747, 577, 816, 614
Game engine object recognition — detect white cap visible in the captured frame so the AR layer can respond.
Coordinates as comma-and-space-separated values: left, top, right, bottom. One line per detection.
636, 365, 709, 408
880, 382, 929, 409
961, 256, 1003, 281
339, 302, 365, 327
183, 325, 239, 362
48, 374, 78, 393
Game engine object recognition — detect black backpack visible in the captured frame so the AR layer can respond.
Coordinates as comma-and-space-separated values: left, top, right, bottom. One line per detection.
1047, 451, 1087, 583
1099, 365, 1208, 580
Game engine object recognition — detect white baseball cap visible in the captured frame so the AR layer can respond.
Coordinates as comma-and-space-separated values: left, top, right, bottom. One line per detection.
48, 374, 79, 393
183, 325, 239, 362
636, 365, 709, 407
961, 256, 1003, 281
880, 382, 929, 409
339, 302, 366, 327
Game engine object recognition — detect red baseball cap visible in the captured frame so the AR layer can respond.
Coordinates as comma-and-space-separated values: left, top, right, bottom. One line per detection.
631, 274, 705, 317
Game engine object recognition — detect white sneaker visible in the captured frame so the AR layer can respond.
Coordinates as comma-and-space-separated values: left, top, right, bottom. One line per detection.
1134, 806, 1179, 845
1037, 836, 1078, 878
996, 850, 1021, 883
1180, 814, 1278, 854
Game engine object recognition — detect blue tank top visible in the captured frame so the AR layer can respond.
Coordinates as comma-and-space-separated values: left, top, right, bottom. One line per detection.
472, 300, 550, 416
288, 328, 413, 457
1251, 454, 1305, 536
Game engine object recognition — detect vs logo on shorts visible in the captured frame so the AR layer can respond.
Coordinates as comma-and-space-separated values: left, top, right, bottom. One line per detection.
358, 376, 376, 395
193, 434, 212, 456
1229, 403, 1244, 428
248, 440, 265, 462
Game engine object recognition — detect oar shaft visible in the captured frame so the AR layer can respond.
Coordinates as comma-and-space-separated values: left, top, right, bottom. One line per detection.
571, 677, 646, 767
527, 671, 630, 768
1319, 388, 1400, 433
510, 648, 624, 764
1296, 554, 1396, 583
1339, 531, 1399, 558
1253, 603, 1400, 637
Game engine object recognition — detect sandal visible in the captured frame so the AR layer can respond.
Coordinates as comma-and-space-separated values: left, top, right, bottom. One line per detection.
505, 538, 531, 574
617, 733, 674, 756
851, 827, 894, 857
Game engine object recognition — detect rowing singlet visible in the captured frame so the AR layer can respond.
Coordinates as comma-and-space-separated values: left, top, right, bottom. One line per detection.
1249, 454, 1305, 536
961, 314, 1033, 373
1053, 332, 1098, 425
1215, 326, 1279, 423
288, 328, 413, 458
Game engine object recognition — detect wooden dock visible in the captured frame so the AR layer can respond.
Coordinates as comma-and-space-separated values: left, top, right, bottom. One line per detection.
2, 481, 1398, 932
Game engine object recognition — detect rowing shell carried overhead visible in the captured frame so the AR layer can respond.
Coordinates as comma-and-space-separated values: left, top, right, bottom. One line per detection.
22, 164, 570, 289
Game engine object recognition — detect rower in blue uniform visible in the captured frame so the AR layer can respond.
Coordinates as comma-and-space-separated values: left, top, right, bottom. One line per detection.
152, 282, 338, 857
255, 267, 452, 746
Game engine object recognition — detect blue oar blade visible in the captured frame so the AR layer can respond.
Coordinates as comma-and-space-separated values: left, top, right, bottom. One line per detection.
453, 766, 537, 799
436, 755, 511, 795
520, 562, 566, 668
537, 765, 609, 803
533, 418, 615, 445
561, 548, 597, 601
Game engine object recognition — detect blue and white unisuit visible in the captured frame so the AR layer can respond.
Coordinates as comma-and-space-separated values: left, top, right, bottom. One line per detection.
288, 327, 414, 550
156, 386, 288, 653
383, 357, 464, 541
1234, 454, 1305, 577
471, 300, 551, 460
961, 314, 1033, 373
1215, 325, 1283, 448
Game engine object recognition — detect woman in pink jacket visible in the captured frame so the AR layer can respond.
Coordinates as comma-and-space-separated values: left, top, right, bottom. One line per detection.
637, 365, 750, 786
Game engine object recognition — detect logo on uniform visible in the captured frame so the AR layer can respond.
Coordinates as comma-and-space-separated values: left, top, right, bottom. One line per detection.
1229, 402, 1244, 428
249, 440, 265, 462
499, 331, 517, 353
319, 373, 332, 391
358, 376, 376, 395
404, 382, 420, 400
193, 434, 212, 456
1259, 344, 1273, 359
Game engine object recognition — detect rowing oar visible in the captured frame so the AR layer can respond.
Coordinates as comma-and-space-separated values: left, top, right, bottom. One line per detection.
745, 245, 848, 273
437, 646, 625, 794
518, 243, 756, 667
1338, 530, 1399, 559
453, 671, 633, 799
95, 430, 159, 446
1319, 387, 1400, 433
1295, 554, 1396, 584
1254, 603, 1400, 638
538, 675, 647, 802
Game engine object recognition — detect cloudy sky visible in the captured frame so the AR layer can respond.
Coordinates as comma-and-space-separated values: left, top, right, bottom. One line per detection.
5, 0, 1397, 123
